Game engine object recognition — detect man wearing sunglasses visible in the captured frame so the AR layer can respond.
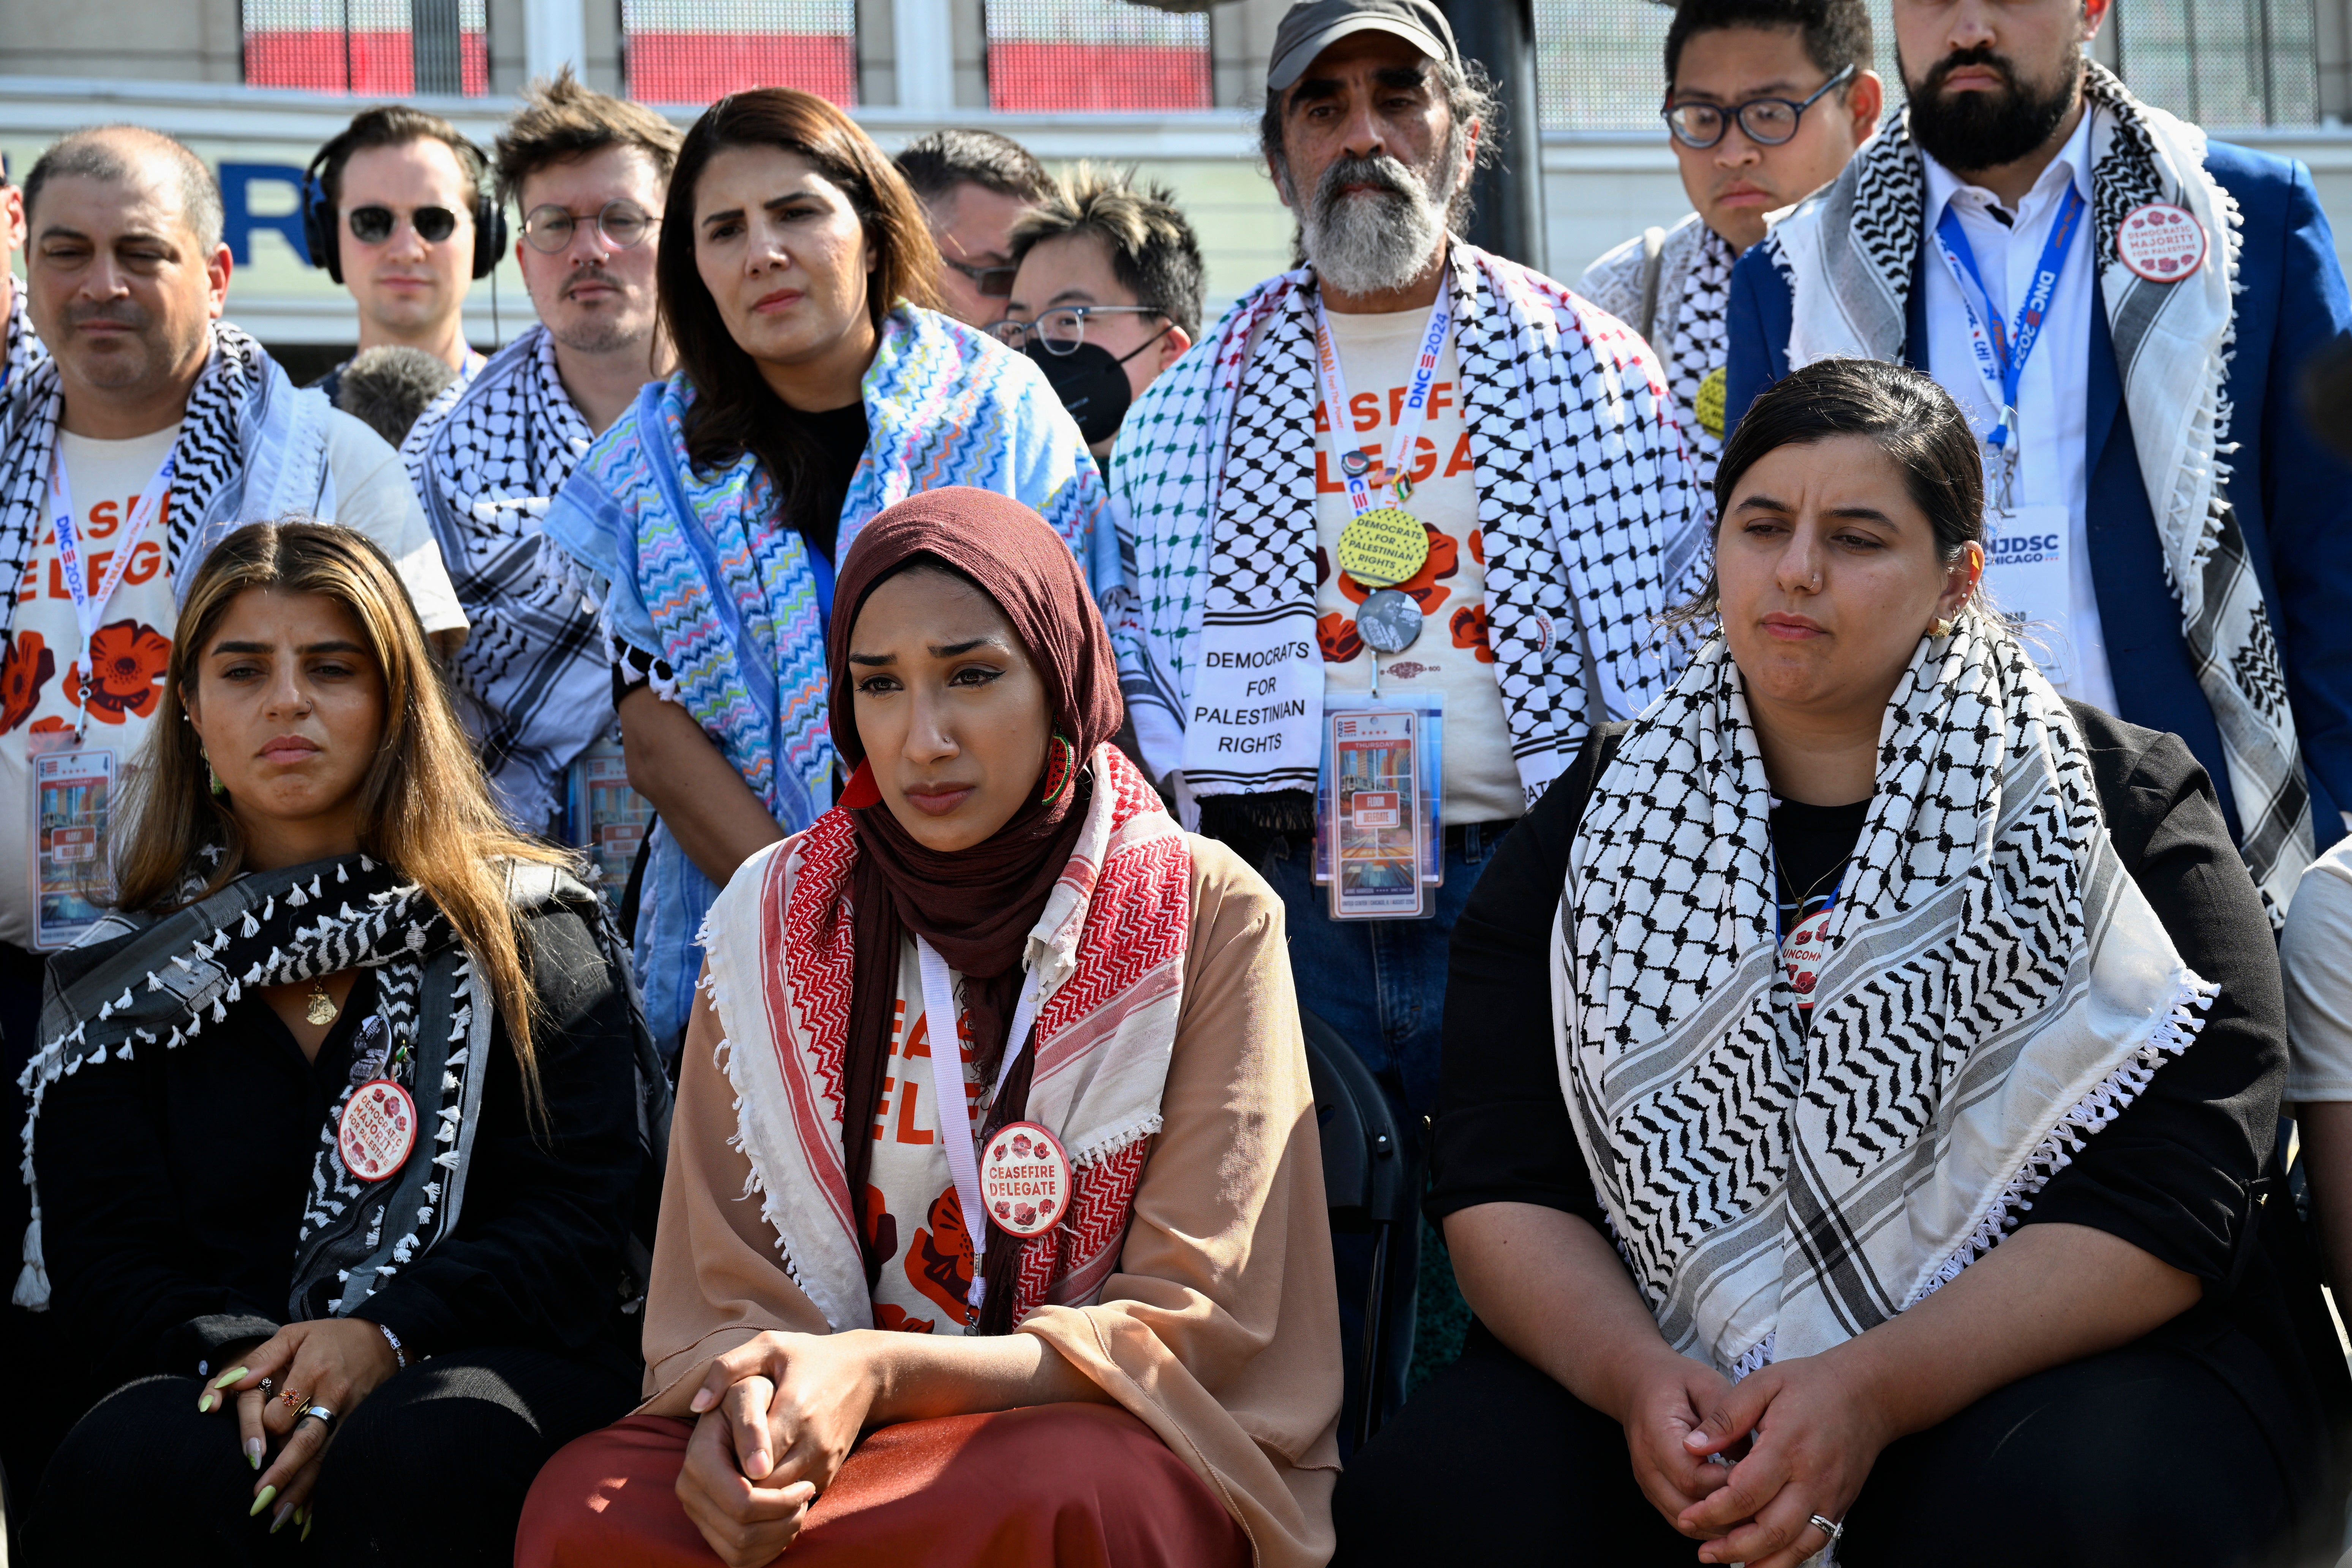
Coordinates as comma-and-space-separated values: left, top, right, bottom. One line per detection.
1579, 0, 1879, 490
401, 70, 681, 841
1728, 0, 2352, 922
308, 105, 493, 404
893, 128, 1051, 329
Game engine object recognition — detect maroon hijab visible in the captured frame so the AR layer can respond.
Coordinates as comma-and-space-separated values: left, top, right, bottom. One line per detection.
826, 488, 1122, 1323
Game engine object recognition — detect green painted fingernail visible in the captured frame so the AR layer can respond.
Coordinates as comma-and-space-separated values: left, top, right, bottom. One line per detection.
210, 1366, 249, 1390
302, 1513, 313, 1542
197, 1391, 216, 1414
250, 1484, 277, 1517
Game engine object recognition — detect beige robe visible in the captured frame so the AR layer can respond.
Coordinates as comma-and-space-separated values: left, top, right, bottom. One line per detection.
640, 834, 1344, 1568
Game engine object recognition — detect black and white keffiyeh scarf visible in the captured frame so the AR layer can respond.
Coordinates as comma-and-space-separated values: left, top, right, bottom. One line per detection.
1579, 213, 1736, 487
13, 855, 657, 1321
402, 327, 609, 827
0, 287, 41, 398
1110, 241, 1710, 814
1765, 63, 2310, 917
1555, 614, 2214, 1377
0, 322, 334, 624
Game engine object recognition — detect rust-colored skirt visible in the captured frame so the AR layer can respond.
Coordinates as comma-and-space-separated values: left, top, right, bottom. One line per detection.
515, 1402, 1255, 1567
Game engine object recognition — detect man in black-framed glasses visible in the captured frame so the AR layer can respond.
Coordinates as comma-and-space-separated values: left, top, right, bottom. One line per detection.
1578, 0, 1879, 488
306, 104, 496, 404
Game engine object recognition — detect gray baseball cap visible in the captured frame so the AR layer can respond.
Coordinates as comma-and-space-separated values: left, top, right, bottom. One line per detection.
1266, 0, 1460, 93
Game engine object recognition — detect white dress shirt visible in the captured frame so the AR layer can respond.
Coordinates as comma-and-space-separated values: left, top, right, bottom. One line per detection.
1919, 107, 2113, 713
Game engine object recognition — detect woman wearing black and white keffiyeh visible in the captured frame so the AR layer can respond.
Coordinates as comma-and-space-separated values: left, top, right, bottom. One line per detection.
1336, 359, 2352, 1568
16, 522, 668, 1562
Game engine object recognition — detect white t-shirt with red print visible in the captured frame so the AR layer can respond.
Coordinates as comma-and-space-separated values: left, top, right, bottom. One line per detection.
1313, 307, 1524, 827
0, 425, 180, 948
858, 942, 992, 1335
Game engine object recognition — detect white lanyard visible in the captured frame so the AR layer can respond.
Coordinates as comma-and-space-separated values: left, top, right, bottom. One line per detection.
914, 936, 1045, 1312
49, 446, 174, 734
1312, 277, 1452, 517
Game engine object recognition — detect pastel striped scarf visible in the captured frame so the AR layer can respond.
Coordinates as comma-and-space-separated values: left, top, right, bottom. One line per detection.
545, 304, 1107, 1040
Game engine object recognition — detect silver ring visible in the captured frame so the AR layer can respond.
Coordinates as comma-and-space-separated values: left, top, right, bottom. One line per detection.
1808, 1513, 1845, 1544
256, 1378, 274, 1397
298, 1404, 337, 1430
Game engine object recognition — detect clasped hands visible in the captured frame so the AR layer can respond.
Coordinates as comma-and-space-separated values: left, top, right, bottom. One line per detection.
194, 1317, 401, 1536
675, 1329, 883, 1568
1617, 1344, 1892, 1568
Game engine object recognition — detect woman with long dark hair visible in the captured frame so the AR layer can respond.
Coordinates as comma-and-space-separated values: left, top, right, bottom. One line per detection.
17, 522, 667, 1565
515, 489, 1340, 1568
1336, 360, 2352, 1566
544, 89, 1106, 1054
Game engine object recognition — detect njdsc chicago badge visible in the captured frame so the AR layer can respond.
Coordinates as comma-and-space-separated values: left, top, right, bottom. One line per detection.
979, 1120, 1072, 1237
338, 1078, 419, 1182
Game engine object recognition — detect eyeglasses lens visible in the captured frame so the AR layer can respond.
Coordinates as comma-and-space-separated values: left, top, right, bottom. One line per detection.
1741, 103, 1799, 144
1666, 106, 1722, 148
1038, 310, 1086, 354
598, 204, 652, 248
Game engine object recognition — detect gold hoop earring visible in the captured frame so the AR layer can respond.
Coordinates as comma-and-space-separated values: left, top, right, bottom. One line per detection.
1929, 616, 1955, 639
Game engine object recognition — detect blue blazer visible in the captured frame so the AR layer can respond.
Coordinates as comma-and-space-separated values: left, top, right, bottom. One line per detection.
1726, 141, 2352, 848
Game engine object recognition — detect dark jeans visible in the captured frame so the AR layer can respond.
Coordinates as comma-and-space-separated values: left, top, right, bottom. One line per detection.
24, 1347, 639, 1566
1258, 823, 1506, 1443
1334, 1321, 2312, 1567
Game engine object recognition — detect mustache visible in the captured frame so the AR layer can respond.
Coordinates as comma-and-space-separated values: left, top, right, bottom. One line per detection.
66, 302, 148, 331
1917, 44, 2020, 97
1312, 152, 1419, 216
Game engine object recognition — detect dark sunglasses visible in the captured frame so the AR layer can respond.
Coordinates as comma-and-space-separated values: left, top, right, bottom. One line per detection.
346, 204, 462, 245
944, 257, 1017, 297
1663, 63, 1857, 150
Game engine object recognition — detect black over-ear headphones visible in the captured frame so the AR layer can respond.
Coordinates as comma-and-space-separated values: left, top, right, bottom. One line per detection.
301, 126, 507, 284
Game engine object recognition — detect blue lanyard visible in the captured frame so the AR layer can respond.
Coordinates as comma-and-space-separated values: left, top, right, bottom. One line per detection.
1931, 181, 2087, 449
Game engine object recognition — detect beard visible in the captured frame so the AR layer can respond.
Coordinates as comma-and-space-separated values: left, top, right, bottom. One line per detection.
1290, 131, 1465, 297
547, 271, 655, 357
1903, 45, 2081, 173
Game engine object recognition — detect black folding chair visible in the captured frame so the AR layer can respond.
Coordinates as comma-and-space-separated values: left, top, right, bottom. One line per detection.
1302, 1007, 1420, 1454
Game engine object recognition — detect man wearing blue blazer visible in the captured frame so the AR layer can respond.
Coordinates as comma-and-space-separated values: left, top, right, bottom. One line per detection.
1725, 0, 2352, 917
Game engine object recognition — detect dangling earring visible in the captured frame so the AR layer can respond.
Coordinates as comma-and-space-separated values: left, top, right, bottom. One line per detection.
202, 746, 225, 797
1038, 731, 1076, 806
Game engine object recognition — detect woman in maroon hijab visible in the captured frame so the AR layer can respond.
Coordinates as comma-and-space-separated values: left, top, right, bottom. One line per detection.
516, 488, 1342, 1568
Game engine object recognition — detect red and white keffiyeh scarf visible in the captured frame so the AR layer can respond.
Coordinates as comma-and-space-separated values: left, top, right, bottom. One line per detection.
699, 745, 1190, 1329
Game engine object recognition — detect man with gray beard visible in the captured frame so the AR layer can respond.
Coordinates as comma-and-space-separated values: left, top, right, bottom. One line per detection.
402, 69, 679, 842
1108, 0, 1707, 1418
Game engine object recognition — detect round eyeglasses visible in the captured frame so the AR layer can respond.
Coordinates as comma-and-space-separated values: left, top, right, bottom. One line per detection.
521, 201, 661, 253
989, 305, 1167, 356
1663, 62, 1857, 149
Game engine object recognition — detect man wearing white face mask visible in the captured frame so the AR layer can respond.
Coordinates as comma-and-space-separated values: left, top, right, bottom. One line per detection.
1110, 0, 1706, 1211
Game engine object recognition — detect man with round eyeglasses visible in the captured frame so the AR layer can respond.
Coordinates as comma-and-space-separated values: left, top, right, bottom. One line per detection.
994, 167, 1204, 471
1579, 0, 1880, 488
400, 70, 683, 839
305, 104, 498, 402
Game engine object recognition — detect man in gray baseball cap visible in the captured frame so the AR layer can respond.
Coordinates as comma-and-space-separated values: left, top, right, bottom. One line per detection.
1106, 0, 1709, 1434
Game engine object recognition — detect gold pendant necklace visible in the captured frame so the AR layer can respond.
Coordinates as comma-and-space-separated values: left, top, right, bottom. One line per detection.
306, 978, 338, 1027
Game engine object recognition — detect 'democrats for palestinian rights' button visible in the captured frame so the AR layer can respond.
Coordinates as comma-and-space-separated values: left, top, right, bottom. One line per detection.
980, 1120, 1072, 1238
1336, 507, 1430, 588
2115, 202, 2205, 282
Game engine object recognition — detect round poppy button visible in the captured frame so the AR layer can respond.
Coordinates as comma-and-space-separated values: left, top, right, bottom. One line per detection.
979, 1120, 1072, 1238
2115, 203, 2206, 283
337, 1078, 418, 1183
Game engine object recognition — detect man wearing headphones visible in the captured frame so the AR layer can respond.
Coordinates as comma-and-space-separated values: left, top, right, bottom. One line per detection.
305, 105, 504, 401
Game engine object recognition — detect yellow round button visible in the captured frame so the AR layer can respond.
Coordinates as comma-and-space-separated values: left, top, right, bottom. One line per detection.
1696, 366, 1728, 438
1335, 507, 1431, 588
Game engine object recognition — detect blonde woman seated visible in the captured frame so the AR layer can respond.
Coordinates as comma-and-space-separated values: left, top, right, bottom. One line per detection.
18, 523, 664, 1563
518, 487, 1340, 1568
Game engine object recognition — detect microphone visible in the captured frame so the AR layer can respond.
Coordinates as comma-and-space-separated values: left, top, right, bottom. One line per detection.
334, 346, 462, 447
